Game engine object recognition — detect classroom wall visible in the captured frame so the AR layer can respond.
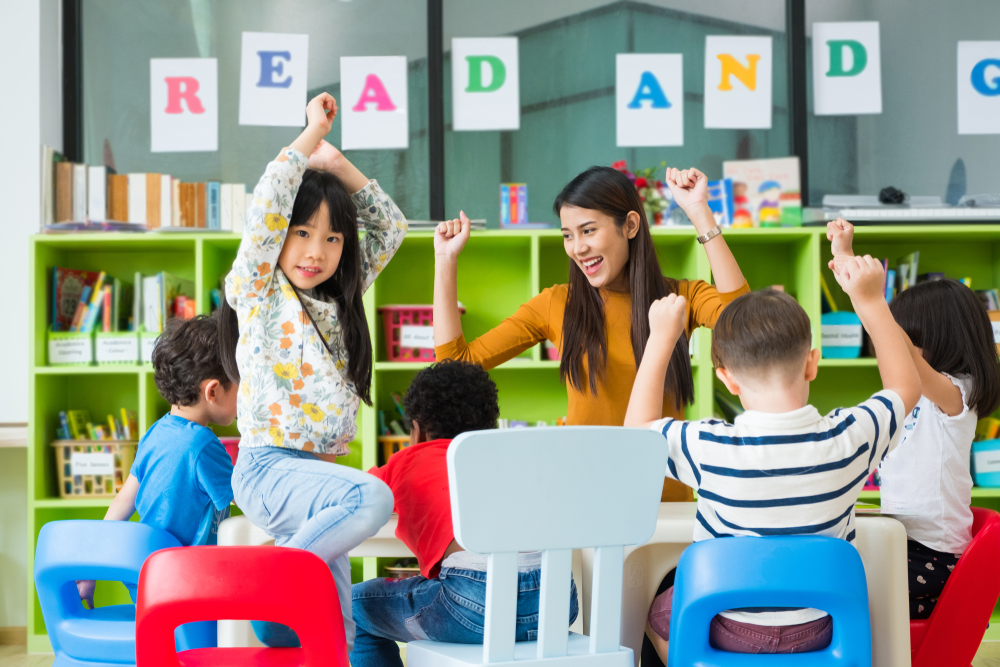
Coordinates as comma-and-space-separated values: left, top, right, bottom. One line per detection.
0, 448, 27, 627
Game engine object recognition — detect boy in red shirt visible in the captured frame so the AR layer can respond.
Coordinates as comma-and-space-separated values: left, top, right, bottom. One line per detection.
350, 360, 578, 667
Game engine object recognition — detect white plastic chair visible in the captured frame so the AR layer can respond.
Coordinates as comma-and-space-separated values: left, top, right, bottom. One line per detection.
407, 426, 668, 666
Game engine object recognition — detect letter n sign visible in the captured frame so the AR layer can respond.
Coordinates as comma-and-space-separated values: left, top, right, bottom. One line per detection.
150, 58, 218, 152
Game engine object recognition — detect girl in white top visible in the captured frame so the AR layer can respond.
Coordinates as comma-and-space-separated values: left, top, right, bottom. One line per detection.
829, 219, 1000, 619
219, 94, 407, 648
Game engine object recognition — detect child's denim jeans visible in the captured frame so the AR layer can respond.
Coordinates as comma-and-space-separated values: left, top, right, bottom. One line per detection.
231, 446, 394, 651
350, 566, 579, 667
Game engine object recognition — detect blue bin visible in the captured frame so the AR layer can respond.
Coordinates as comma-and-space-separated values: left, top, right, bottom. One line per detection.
821, 311, 863, 359
973, 439, 1000, 487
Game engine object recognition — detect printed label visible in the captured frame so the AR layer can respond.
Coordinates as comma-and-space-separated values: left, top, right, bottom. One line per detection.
400, 325, 434, 349
71, 452, 115, 476
96, 337, 139, 363
821, 324, 862, 347
49, 337, 92, 364
992, 321, 1000, 344
975, 450, 1000, 475
141, 335, 158, 363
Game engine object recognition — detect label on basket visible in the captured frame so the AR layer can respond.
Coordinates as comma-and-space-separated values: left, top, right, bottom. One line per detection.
141, 335, 158, 363
975, 450, 1000, 475
400, 325, 434, 349
96, 336, 139, 363
49, 337, 92, 364
821, 324, 862, 347
71, 452, 115, 476
992, 321, 1000, 344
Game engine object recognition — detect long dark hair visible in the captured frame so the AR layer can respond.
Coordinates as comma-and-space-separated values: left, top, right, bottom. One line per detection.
552, 166, 693, 408
219, 168, 373, 405
890, 279, 1000, 416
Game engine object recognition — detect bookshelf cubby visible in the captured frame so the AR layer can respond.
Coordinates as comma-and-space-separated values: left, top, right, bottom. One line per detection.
26, 224, 1000, 650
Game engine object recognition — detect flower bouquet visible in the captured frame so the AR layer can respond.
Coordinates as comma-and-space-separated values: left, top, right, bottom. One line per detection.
612, 159, 672, 225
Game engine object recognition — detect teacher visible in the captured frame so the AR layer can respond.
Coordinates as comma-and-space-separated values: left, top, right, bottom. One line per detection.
433, 166, 749, 501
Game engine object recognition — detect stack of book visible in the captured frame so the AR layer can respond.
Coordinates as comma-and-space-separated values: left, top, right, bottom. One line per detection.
57, 409, 138, 441
42, 145, 248, 231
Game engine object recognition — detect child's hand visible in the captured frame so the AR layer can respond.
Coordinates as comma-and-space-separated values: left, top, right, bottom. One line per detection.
305, 93, 337, 136
77, 579, 95, 609
664, 168, 708, 212
648, 294, 687, 343
826, 218, 855, 276
308, 140, 343, 173
435, 211, 471, 260
836, 255, 885, 303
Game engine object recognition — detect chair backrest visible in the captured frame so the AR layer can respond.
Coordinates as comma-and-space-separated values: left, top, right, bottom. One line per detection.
912, 507, 1000, 667
34, 520, 182, 656
669, 536, 871, 666
135, 546, 349, 667
447, 427, 668, 663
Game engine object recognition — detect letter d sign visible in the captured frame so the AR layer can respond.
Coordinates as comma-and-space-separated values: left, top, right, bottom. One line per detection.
452, 37, 520, 131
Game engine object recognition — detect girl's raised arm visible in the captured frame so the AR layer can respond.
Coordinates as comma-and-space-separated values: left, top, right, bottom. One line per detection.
225, 94, 335, 310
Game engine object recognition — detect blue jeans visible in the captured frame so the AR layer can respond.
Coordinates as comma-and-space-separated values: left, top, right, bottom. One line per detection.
350, 567, 579, 667
231, 446, 394, 651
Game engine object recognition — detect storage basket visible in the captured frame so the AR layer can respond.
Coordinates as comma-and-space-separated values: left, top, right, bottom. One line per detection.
52, 440, 137, 498
379, 304, 464, 362
379, 434, 411, 465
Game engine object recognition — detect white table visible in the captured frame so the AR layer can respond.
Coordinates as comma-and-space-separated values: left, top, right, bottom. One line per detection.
220, 504, 911, 667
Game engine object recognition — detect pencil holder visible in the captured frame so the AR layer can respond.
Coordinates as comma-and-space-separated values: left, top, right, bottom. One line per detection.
95, 331, 140, 365
47, 328, 95, 366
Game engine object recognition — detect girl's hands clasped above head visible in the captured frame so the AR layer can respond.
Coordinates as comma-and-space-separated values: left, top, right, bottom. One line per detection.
664, 167, 709, 212
435, 211, 472, 260
309, 139, 344, 173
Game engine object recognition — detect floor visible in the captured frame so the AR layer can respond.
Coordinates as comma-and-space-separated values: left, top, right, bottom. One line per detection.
3, 643, 1000, 665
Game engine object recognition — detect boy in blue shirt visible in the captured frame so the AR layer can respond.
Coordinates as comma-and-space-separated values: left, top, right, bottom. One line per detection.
76, 314, 238, 608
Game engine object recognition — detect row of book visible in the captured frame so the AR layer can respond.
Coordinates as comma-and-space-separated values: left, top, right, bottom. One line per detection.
57, 409, 139, 441
976, 289, 1000, 312
52, 266, 195, 333
42, 146, 249, 231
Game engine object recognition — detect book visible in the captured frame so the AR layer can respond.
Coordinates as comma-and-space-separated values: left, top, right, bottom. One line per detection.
897, 251, 920, 291
102, 286, 112, 332
87, 165, 111, 222
195, 182, 207, 228
133, 271, 144, 331
52, 267, 101, 331
58, 411, 71, 440
179, 183, 196, 227
41, 145, 66, 227
69, 284, 92, 332
172, 179, 181, 227
80, 271, 108, 333
723, 157, 802, 227
220, 184, 233, 231
885, 269, 896, 303
107, 174, 129, 221
233, 184, 247, 234
55, 161, 74, 222
142, 275, 162, 333
207, 181, 221, 230
121, 408, 138, 440
145, 173, 162, 228
72, 164, 88, 221
128, 173, 147, 223
66, 410, 92, 440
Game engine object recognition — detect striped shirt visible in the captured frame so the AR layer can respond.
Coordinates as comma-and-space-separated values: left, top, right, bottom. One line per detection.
651, 390, 904, 625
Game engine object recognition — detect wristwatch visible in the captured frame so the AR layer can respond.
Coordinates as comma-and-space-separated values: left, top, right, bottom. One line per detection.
697, 226, 722, 244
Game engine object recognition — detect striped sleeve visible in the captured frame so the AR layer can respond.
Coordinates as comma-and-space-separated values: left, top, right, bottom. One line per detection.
649, 418, 702, 490
843, 390, 905, 471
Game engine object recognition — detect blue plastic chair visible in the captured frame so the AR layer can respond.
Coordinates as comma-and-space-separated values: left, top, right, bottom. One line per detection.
34, 520, 216, 666
668, 536, 872, 667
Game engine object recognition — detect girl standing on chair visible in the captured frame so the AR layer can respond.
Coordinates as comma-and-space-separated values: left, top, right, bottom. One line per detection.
219, 93, 407, 650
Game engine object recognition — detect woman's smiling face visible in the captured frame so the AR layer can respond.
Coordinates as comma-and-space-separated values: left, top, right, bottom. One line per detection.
278, 200, 345, 289
560, 205, 639, 291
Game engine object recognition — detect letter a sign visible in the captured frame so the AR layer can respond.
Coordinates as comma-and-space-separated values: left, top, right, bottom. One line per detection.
151, 58, 218, 152
341, 56, 409, 150
704, 36, 772, 129
452, 38, 520, 131
239, 32, 309, 126
812, 22, 882, 115
616, 54, 684, 147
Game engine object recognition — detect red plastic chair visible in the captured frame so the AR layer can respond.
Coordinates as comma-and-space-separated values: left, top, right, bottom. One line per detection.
910, 507, 1000, 667
135, 546, 348, 667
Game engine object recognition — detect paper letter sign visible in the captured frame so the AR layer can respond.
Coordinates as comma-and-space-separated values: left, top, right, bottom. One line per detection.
704, 36, 772, 129
239, 32, 309, 127
959, 42, 1000, 135
452, 38, 520, 131
151, 58, 217, 152
616, 54, 683, 147
812, 22, 882, 115
341, 56, 409, 150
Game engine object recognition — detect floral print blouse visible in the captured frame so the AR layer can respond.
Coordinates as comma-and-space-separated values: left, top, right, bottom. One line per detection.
225, 149, 407, 455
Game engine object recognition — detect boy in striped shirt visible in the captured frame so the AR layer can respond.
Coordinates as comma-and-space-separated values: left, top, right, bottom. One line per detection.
625, 255, 920, 659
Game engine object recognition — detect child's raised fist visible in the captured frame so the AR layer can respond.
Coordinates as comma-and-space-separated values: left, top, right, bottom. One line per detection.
305, 93, 337, 136
826, 218, 856, 276
648, 294, 687, 342
836, 255, 885, 303
435, 211, 471, 260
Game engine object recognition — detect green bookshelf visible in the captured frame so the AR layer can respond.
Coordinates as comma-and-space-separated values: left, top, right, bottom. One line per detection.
26, 225, 1000, 650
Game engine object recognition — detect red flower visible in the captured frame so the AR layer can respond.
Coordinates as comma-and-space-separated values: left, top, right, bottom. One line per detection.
612, 160, 628, 170
635, 177, 649, 189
